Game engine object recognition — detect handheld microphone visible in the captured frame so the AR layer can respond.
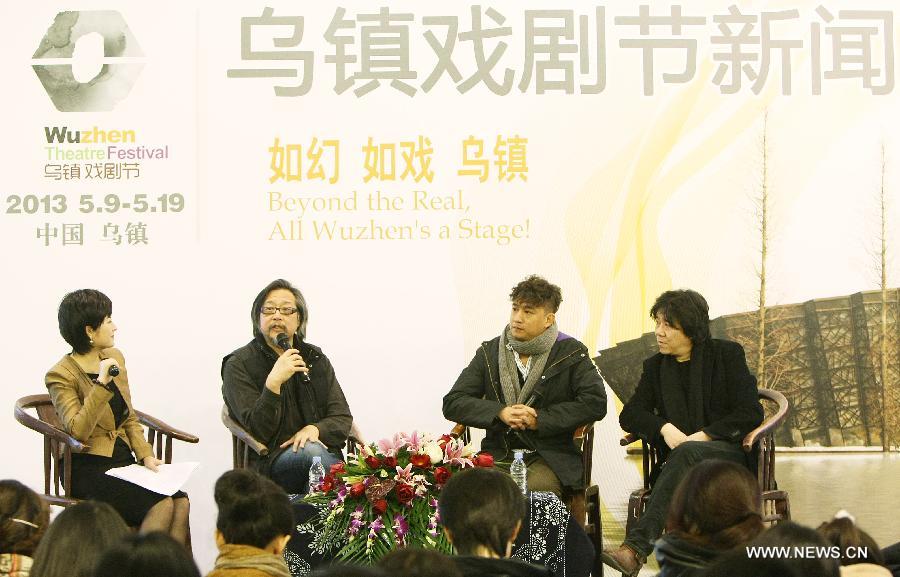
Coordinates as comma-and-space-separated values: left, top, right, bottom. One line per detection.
108, 365, 120, 377
276, 332, 311, 383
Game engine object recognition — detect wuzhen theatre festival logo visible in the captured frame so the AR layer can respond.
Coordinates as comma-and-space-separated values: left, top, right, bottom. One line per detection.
31, 10, 144, 112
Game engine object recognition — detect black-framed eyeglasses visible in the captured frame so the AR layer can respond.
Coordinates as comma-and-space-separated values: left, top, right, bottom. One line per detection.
261, 306, 298, 316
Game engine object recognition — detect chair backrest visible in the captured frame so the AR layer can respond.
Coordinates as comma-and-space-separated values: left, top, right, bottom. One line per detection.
573, 423, 595, 489
14, 394, 85, 507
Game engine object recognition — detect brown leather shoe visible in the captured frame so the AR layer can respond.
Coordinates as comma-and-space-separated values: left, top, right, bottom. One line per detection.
601, 544, 644, 577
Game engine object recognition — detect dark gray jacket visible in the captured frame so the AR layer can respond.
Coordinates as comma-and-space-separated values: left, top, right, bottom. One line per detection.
442, 333, 607, 489
222, 335, 352, 474
619, 338, 764, 468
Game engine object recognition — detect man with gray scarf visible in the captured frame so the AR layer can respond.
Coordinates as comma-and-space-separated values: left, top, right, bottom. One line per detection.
442, 275, 607, 496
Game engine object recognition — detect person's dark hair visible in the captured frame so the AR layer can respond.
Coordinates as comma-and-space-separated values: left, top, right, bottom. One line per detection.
816, 516, 884, 566
747, 522, 841, 577
30, 501, 129, 577
57, 289, 113, 354
650, 289, 711, 344
93, 532, 200, 577
438, 467, 526, 557
311, 565, 387, 577
379, 547, 462, 577
702, 550, 802, 577
0, 480, 49, 556
251, 279, 308, 341
509, 275, 562, 313
214, 469, 293, 549
666, 460, 764, 550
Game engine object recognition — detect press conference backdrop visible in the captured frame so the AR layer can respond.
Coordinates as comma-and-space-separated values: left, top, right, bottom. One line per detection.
2, 1, 899, 571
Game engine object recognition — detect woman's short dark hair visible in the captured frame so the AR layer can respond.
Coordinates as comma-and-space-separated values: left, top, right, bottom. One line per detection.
650, 289, 711, 344
30, 501, 129, 577
666, 460, 764, 550
379, 547, 462, 577
509, 275, 562, 313
58, 289, 112, 354
0, 480, 49, 556
250, 279, 308, 341
93, 532, 200, 577
438, 467, 526, 557
214, 469, 294, 549
749, 522, 841, 577
816, 516, 884, 566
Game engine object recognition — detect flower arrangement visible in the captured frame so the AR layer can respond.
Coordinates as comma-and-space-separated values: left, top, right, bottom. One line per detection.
302, 431, 494, 564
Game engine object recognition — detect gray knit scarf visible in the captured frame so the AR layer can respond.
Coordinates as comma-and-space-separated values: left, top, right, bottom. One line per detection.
499, 322, 558, 405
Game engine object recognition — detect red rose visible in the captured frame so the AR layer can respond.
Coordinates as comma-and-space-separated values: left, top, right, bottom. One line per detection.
349, 482, 365, 498
383, 456, 398, 468
321, 474, 335, 492
473, 453, 494, 468
396, 483, 415, 504
373, 499, 388, 515
365, 455, 383, 469
410, 454, 431, 468
330, 462, 346, 476
434, 466, 451, 485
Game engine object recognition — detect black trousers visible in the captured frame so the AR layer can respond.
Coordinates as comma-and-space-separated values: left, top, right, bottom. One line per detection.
624, 440, 746, 558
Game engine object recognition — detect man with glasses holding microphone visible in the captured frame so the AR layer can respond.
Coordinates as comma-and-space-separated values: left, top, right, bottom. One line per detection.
222, 279, 352, 494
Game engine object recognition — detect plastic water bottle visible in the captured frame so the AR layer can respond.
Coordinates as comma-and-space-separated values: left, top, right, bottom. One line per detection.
308, 456, 326, 494
510, 451, 528, 495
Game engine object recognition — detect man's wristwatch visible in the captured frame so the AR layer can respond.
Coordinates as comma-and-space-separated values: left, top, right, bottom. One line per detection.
91, 378, 114, 392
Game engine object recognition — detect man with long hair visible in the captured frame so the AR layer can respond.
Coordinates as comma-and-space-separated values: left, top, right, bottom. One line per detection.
603, 289, 764, 576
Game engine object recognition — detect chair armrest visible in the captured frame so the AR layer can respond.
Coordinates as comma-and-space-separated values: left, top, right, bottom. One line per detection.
221, 406, 268, 456
14, 397, 88, 453
620, 432, 638, 446
742, 388, 790, 452
135, 411, 199, 444
573, 423, 594, 440
450, 423, 467, 439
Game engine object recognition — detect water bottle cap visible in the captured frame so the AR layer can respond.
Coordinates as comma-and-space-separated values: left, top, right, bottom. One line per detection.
312, 456, 321, 464
514, 451, 524, 459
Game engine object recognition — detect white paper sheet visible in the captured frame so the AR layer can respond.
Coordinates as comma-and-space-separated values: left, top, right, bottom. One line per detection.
105, 462, 199, 495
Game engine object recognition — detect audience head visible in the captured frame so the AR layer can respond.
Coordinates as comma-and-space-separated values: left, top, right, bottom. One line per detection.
817, 513, 884, 566
438, 467, 526, 558
666, 459, 764, 550
214, 469, 293, 554
650, 289, 711, 345
93, 532, 200, 577
30, 501, 129, 577
745, 521, 841, 577
0, 480, 49, 557
311, 566, 387, 577
57, 289, 113, 354
379, 547, 462, 577
702, 551, 802, 577
251, 278, 308, 345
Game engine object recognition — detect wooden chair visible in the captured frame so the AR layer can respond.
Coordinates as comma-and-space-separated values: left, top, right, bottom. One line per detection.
621, 388, 791, 535
451, 422, 603, 577
222, 404, 364, 470
14, 393, 199, 508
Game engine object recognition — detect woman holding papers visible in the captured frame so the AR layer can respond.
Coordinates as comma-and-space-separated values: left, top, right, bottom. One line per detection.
45, 289, 190, 545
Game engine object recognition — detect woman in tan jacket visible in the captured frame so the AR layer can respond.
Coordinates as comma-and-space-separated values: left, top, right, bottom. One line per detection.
45, 289, 190, 544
